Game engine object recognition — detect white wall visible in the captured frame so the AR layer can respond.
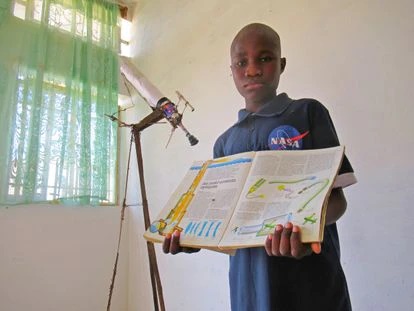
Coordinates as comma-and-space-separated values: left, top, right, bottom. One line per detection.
0, 205, 129, 311
125, 0, 414, 311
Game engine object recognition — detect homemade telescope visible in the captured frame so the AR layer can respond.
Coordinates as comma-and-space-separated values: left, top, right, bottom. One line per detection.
119, 56, 198, 146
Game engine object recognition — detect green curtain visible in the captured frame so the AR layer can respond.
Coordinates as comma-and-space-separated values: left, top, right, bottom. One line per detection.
0, 0, 119, 205
0, 1, 10, 26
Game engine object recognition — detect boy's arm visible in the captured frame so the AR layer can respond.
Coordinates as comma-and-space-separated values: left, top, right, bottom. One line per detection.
265, 188, 347, 259
325, 188, 347, 225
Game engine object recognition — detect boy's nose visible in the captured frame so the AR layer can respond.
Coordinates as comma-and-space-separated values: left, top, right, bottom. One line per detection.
245, 63, 262, 77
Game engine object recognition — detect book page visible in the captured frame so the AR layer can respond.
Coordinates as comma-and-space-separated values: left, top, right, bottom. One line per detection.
144, 151, 255, 249
218, 146, 344, 249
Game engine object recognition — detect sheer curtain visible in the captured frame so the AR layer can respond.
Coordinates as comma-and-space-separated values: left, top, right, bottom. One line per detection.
0, 0, 119, 205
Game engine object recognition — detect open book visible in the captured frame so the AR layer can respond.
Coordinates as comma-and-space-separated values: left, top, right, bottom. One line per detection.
144, 146, 345, 252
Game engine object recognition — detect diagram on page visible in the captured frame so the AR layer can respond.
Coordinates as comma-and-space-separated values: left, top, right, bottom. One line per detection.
149, 156, 253, 238
229, 175, 329, 238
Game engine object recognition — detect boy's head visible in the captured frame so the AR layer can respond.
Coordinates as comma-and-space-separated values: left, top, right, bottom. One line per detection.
230, 23, 286, 111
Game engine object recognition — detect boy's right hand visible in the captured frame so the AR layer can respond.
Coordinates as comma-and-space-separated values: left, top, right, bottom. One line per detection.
264, 222, 321, 259
162, 230, 200, 255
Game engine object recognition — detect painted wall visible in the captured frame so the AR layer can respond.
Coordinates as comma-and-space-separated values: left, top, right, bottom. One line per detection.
0, 205, 128, 311
124, 0, 414, 310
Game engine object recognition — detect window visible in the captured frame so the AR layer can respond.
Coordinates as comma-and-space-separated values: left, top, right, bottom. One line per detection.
8, 70, 117, 204
13, 0, 115, 43
0, 0, 119, 205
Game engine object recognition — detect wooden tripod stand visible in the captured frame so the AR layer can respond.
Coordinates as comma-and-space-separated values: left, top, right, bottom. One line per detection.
107, 109, 166, 311
132, 110, 166, 311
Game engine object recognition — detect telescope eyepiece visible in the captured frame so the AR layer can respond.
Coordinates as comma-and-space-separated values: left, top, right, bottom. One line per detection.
186, 133, 199, 146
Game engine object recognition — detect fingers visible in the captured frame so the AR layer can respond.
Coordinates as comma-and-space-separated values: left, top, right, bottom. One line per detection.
311, 242, 321, 254
266, 223, 319, 259
290, 225, 303, 258
162, 230, 200, 255
265, 224, 283, 256
162, 231, 182, 254
271, 224, 283, 256
290, 225, 311, 259
279, 222, 292, 256
162, 233, 172, 253
169, 230, 183, 255
265, 234, 272, 256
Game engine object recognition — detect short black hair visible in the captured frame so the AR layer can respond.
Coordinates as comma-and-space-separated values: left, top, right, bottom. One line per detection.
231, 23, 282, 55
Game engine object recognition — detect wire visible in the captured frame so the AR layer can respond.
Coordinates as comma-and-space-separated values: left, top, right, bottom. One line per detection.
106, 132, 134, 311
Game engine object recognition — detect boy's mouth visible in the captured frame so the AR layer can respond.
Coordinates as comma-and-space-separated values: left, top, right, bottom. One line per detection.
244, 82, 264, 90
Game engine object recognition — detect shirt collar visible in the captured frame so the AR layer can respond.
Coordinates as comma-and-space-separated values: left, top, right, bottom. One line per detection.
236, 93, 292, 124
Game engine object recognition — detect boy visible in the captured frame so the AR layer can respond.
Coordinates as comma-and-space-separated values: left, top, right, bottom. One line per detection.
163, 23, 357, 311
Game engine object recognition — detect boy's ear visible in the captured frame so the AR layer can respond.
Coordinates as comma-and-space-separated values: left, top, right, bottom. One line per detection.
281, 57, 286, 73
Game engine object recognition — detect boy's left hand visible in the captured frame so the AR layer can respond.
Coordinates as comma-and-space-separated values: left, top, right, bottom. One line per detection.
264, 222, 321, 259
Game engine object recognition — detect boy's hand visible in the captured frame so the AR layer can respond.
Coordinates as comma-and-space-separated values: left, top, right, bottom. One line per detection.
162, 230, 200, 255
264, 222, 321, 259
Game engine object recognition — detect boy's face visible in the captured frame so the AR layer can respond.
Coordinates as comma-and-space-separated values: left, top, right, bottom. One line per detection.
230, 29, 286, 110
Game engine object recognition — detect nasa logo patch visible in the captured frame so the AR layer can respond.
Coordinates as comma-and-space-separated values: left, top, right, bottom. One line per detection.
268, 125, 309, 150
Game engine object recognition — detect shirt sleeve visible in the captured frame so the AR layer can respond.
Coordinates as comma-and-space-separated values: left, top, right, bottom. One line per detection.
213, 135, 225, 159
309, 101, 357, 188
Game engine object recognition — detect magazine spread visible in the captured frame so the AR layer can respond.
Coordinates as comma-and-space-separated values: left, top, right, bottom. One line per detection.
144, 146, 345, 252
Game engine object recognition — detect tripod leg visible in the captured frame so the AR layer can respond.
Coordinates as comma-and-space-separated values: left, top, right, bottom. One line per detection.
133, 128, 166, 311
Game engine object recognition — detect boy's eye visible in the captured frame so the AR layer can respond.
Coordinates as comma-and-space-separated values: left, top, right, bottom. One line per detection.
259, 56, 274, 62
234, 60, 247, 68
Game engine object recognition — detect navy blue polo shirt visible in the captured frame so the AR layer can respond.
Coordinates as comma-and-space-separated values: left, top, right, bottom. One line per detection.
214, 93, 356, 311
